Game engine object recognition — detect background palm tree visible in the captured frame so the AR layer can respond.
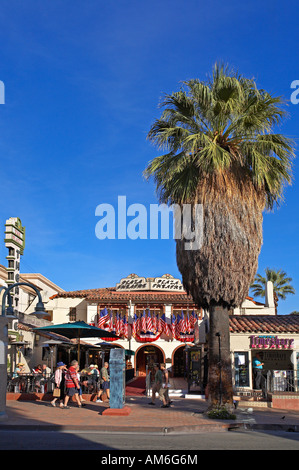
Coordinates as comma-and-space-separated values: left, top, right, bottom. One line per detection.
251, 268, 295, 313
144, 63, 295, 408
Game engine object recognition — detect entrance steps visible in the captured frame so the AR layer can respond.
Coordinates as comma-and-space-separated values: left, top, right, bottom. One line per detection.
168, 377, 205, 399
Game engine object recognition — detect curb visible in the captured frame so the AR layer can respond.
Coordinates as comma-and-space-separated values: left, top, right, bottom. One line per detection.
0, 423, 239, 434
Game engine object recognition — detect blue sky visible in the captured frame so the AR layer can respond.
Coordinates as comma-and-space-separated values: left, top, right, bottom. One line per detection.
0, 0, 298, 314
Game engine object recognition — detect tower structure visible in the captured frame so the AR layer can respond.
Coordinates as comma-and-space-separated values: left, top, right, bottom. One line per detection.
4, 217, 25, 310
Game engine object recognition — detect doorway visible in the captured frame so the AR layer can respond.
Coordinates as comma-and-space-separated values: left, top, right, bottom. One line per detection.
173, 345, 185, 377
136, 345, 164, 376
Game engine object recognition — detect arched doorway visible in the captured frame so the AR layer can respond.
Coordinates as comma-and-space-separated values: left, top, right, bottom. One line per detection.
135, 345, 165, 376
172, 345, 186, 377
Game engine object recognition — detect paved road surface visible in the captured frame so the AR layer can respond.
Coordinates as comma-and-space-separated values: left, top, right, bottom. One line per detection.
1, 429, 299, 451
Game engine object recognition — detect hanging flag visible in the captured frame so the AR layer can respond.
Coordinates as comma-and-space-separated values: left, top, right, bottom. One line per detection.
152, 311, 158, 333
115, 312, 121, 336
120, 313, 125, 336
186, 311, 192, 334
175, 312, 181, 338
132, 313, 140, 337
171, 313, 176, 339
190, 309, 197, 328
108, 309, 114, 331
122, 315, 129, 338
158, 313, 166, 334
179, 310, 187, 334
141, 309, 147, 333
146, 309, 153, 333
97, 307, 109, 328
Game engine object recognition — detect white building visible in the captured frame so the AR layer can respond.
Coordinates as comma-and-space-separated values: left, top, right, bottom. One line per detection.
46, 274, 277, 381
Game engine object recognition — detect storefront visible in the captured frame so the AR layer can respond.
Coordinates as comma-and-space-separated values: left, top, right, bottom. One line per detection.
230, 315, 299, 396
49, 274, 292, 392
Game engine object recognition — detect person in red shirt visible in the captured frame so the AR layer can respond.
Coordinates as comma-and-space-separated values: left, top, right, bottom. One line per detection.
63, 360, 83, 409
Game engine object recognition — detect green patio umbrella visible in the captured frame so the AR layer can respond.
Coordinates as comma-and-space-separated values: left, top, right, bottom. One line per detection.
34, 321, 119, 363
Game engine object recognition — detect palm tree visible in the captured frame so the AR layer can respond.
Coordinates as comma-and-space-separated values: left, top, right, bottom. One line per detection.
251, 268, 295, 313
144, 64, 295, 408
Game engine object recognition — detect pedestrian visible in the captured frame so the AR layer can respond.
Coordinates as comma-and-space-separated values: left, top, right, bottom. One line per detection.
33, 364, 43, 392
99, 362, 110, 400
148, 364, 163, 405
87, 364, 99, 392
63, 360, 83, 408
75, 364, 86, 405
159, 363, 171, 408
95, 368, 104, 402
51, 362, 67, 408
42, 363, 51, 376
252, 352, 266, 398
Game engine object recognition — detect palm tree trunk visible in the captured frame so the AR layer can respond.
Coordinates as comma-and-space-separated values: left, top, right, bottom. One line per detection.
208, 305, 233, 407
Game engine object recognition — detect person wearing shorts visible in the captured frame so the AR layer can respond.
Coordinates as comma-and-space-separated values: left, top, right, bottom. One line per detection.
63, 360, 83, 408
100, 362, 110, 400
159, 363, 171, 408
148, 364, 163, 405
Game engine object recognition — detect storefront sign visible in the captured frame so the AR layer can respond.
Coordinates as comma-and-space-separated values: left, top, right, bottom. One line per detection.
4, 217, 26, 312
250, 335, 294, 349
116, 273, 184, 291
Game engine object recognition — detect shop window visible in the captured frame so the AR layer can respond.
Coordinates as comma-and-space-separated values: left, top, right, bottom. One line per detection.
234, 352, 249, 387
69, 307, 77, 322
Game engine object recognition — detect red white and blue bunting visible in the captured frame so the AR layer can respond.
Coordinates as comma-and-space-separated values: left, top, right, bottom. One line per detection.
96, 307, 198, 343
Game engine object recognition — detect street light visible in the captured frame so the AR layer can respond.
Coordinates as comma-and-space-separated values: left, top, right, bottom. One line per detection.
1, 282, 50, 319
215, 332, 222, 406
0, 282, 50, 420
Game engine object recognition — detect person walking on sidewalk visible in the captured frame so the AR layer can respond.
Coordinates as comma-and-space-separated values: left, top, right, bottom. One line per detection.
148, 364, 163, 405
51, 362, 67, 408
75, 363, 86, 405
99, 362, 110, 401
159, 363, 171, 408
63, 360, 83, 408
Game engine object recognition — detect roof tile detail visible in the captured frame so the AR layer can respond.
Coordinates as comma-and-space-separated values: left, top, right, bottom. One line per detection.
229, 315, 299, 334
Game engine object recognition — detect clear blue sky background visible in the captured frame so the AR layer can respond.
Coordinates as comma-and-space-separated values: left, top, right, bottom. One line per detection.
0, 0, 298, 314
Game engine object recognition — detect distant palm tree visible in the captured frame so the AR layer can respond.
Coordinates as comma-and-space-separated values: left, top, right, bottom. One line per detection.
144, 64, 294, 408
251, 268, 295, 313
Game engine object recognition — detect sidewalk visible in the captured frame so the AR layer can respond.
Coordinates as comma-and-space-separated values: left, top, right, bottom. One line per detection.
2, 396, 299, 434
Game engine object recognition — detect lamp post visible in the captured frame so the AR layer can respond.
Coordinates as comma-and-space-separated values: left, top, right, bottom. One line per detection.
215, 332, 222, 406
0, 282, 50, 420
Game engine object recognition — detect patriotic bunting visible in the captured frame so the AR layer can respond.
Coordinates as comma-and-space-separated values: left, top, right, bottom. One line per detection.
97, 307, 198, 343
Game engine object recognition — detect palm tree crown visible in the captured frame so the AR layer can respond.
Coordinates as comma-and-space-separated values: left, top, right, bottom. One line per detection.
251, 268, 295, 300
145, 63, 294, 210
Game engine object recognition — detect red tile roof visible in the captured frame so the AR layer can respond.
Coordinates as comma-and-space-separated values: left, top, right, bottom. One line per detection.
50, 287, 264, 307
229, 315, 299, 334
50, 287, 196, 304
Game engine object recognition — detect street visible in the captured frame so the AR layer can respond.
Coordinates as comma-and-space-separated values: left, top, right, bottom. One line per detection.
1, 429, 299, 451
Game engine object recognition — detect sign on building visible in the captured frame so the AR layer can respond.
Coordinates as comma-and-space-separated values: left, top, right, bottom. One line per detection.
4, 217, 25, 309
115, 273, 184, 292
